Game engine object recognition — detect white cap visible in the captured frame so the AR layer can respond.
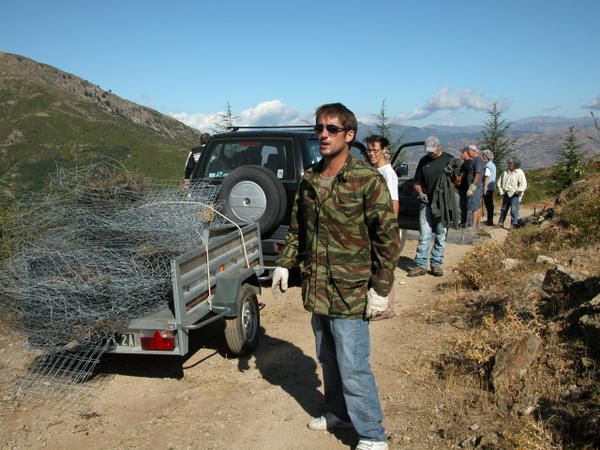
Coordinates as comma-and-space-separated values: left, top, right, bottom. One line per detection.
425, 136, 440, 153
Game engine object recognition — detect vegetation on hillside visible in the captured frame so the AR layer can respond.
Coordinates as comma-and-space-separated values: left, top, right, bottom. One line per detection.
552, 126, 586, 191
436, 165, 600, 449
0, 52, 200, 197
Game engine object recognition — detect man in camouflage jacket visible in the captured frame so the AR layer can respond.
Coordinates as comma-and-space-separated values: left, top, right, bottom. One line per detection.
272, 103, 399, 450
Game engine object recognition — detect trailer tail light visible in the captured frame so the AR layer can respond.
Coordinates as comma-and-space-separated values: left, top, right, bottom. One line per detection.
141, 330, 175, 351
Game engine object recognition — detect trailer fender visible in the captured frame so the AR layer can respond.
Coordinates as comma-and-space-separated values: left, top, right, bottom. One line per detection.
213, 268, 260, 317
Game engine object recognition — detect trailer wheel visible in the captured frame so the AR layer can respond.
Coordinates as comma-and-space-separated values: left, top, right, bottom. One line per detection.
224, 285, 260, 356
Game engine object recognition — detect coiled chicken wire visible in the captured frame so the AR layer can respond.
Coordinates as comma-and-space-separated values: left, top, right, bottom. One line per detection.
0, 161, 227, 352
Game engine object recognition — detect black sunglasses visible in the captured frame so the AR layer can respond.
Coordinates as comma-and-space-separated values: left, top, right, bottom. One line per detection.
313, 124, 349, 135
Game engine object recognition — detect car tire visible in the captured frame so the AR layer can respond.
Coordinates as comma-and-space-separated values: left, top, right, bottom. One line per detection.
224, 285, 260, 356
218, 165, 287, 236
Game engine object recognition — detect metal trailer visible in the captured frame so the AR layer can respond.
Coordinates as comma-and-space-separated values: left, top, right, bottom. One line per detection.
109, 222, 263, 356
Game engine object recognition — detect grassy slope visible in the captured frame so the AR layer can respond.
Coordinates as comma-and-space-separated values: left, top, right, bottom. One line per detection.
0, 75, 189, 194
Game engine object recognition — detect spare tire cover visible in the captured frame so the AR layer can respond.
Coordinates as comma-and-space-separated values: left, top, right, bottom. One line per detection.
218, 165, 287, 236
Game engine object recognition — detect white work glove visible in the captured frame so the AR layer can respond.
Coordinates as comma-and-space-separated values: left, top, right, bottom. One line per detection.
272, 267, 289, 294
365, 287, 389, 319
466, 183, 477, 197
417, 191, 429, 204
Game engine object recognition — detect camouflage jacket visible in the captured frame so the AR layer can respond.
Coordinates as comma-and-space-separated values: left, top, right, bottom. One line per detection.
276, 154, 400, 319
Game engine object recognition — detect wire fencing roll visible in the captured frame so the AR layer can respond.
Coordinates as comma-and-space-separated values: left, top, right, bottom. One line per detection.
0, 161, 227, 400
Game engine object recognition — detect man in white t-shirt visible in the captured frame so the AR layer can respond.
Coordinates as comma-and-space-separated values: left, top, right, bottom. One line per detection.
366, 135, 398, 321
366, 135, 399, 217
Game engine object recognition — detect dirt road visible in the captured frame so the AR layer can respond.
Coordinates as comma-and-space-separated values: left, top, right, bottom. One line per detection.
0, 228, 507, 449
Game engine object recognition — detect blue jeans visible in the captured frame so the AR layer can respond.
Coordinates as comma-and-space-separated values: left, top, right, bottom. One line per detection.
311, 314, 386, 442
415, 203, 447, 269
499, 193, 520, 227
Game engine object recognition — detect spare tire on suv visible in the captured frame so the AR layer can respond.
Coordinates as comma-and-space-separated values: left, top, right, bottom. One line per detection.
217, 165, 287, 236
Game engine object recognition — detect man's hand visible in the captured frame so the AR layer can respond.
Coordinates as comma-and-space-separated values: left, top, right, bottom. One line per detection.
272, 267, 289, 294
365, 287, 388, 319
417, 191, 429, 204
466, 183, 477, 197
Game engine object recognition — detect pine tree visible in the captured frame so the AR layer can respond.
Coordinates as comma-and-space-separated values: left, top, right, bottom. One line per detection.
478, 103, 515, 171
213, 102, 239, 133
554, 126, 585, 190
374, 99, 404, 162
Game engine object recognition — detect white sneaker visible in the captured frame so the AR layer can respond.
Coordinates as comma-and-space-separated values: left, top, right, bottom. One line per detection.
356, 440, 388, 450
307, 412, 353, 430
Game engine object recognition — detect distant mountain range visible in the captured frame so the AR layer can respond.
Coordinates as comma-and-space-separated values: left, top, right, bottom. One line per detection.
1, 51, 598, 198
359, 116, 598, 170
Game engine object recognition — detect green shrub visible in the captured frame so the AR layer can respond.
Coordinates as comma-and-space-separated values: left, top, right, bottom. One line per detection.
556, 178, 600, 247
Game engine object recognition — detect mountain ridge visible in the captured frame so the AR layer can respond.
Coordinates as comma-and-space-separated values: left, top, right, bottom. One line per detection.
1, 52, 201, 144
0, 52, 202, 193
359, 116, 598, 170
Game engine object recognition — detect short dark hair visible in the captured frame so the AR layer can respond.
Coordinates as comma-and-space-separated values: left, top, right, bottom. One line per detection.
365, 135, 389, 149
315, 103, 357, 133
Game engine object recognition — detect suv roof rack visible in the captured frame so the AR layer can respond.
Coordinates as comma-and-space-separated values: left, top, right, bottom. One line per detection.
226, 125, 313, 132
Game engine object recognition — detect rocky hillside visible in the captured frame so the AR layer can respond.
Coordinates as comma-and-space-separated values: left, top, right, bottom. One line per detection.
0, 52, 201, 193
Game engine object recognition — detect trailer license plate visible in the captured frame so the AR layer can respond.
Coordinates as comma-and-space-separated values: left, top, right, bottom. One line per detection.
118, 333, 135, 347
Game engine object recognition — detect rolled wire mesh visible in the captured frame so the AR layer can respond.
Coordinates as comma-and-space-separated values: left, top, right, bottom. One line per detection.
0, 160, 228, 401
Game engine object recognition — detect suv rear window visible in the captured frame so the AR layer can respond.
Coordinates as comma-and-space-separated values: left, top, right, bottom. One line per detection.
201, 138, 294, 180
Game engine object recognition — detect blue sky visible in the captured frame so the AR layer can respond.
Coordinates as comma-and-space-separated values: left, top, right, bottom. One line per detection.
2, 0, 599, 131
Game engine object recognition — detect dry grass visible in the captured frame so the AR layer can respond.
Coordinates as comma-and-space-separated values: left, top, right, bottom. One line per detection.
434, 170, 600, 449
505, 416, 561, 450
453, 307, 535, 369
455, 241, 507, 290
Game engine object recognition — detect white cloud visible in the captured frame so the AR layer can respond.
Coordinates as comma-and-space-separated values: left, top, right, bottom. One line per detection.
397, 87, 509, 122
238, 100, 307, 125
169, 111, 223, 132
583, 95, 600, 110
169, 100, 308, 131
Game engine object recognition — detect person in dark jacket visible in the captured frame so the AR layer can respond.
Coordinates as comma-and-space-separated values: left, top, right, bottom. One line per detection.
457, 147, 472, 227
408, 136, 457, 278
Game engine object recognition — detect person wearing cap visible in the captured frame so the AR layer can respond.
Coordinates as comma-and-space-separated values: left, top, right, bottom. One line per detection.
408, 136, 457, 277
481, 149, 497, 226
183, 132, 210, 188
465, 144, 485, 230
497, 158, 527, 229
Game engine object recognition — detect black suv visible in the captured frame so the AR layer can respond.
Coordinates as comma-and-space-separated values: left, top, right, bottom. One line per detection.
190, 127, 422, 270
